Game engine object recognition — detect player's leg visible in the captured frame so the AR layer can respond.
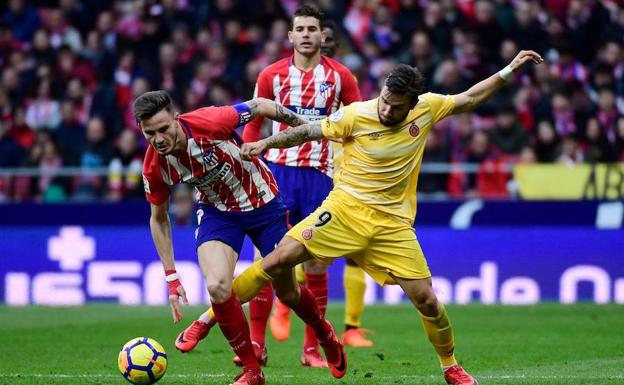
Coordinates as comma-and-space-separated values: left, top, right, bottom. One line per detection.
300, 259, 329, 367
298, 167, 333, 366
393, 276, 477, 385
363, 219, 477, 385
266, 163, 300, 342
233, 196, 290, 367
175, 207, 243, 354
234, 194, 369, 378
261, 237, 347, 379
198, 240, 265, 385
232, 247, 270, 367
342, 258, 373, 347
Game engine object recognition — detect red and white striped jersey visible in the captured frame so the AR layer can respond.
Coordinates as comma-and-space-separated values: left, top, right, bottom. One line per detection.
243, 55, 361, 177
142, 106, 279, 212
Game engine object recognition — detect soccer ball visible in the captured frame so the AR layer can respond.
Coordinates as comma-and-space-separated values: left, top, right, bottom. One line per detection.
118, 337, 168, 384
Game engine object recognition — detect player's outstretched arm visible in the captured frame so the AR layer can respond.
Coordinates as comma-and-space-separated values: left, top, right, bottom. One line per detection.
452, 50, 543, 114
240, 122, 324, 160
244, 97, 308, 127
149, 201, 188, 323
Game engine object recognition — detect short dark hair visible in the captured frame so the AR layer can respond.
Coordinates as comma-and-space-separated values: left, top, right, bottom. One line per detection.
134, 90, 174, 124
292, 4, 325, 29
385, 64, 427, 101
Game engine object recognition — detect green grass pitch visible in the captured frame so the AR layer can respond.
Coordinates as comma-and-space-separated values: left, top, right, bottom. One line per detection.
1, 303, 622, 385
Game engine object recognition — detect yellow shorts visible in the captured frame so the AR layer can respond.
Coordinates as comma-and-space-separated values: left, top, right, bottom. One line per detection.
287, 189, 431, 285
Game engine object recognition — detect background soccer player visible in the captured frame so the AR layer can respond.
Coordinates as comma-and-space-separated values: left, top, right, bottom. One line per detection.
237, 50, 544, 385
136, 90, 344, 385
241, 5, 364, 365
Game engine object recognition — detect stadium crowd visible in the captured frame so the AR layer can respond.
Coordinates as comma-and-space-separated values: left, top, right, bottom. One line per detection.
0, 0, 623, 202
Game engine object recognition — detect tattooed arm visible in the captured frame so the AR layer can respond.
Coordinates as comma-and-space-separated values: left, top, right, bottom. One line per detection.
244, 97, 308, 127
240, 122, 324, 160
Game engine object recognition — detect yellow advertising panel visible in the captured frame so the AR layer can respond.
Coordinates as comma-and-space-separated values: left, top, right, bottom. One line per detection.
514, 164, 624, 200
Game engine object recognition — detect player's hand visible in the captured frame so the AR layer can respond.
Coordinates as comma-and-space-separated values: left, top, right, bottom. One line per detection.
509, 50, 544, 71
240, 141, 267, 160
169, 284, 188, 323
166, 270, 188, 323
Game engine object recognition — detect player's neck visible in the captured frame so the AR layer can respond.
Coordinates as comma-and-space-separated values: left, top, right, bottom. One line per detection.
172, 123, 188, 155
293, 51, 321, 72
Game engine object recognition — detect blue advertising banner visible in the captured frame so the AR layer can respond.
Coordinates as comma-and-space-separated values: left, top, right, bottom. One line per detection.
2, 226, 622, 306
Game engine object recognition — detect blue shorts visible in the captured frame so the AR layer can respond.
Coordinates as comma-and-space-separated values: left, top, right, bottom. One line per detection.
268, 163, 333, 225
195, 196, 289, 257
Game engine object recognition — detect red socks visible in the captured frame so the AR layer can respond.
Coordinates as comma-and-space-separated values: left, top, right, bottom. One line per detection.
249, 283, 273, 346
303, 273, 328, 350
291, 283, 331, 344
212, 293, 260, 370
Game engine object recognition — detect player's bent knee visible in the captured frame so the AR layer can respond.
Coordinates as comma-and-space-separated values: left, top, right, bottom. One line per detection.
206, 280, 232, 303
415, 294, 439, 317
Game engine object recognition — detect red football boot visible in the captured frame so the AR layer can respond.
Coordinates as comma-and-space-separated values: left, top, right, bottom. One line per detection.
230, 368, 265, 385
175, 320, 212, 353
444, 365, 479, 385
233, 342, 268, 367
342, 328, 374, 347
269, 298, 291, 342
317, 320, 347, 379
300, 347, 328, 368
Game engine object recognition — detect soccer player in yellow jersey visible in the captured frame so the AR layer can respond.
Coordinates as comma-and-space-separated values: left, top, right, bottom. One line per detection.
232, 50, 543, 385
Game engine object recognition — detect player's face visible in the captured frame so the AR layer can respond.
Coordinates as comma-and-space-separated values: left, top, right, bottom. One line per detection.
140, 109, 180, 155
321, 27, 337, 57
378, 87, 414, 126
289, 16, 325, 57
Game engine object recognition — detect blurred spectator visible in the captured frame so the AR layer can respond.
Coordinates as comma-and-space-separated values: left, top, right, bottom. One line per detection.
583, 117, 613, 163
55, 100, 85, 165
108, 129, 143, 201
534, 120, 560, 163
0, 119, 24, 167
519, 145, 537, 164
557, 135, 584, 165
170, 184, 196, 226
45, 8, 83, 52
74, 116, 113, 199
25, 78, 61, 130
80, 116, 113, 169
595, 88, 620, 143
489, 106, 529, 157
369, 4, 400, 54
419, 130, 450, 195
3, 0, 41, 42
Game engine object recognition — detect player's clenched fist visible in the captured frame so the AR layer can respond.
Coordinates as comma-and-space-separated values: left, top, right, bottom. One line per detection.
240, 141, 267, 160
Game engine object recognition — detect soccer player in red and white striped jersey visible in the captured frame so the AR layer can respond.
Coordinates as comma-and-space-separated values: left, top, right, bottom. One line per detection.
241, 5, 366, 367
138, 90, 344, 385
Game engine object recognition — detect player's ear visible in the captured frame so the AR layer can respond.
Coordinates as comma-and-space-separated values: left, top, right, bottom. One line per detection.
321, 30, 327, 43
288, 30, 293, 43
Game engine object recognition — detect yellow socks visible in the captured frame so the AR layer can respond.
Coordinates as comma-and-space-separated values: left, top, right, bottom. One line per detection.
343, 264, 366, 327
295, 263, 306, 284
419, 303, 457, 367
199, 259, 273, 322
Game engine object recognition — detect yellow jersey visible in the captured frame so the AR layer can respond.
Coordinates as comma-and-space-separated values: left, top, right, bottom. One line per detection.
321, 92, 455, 223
